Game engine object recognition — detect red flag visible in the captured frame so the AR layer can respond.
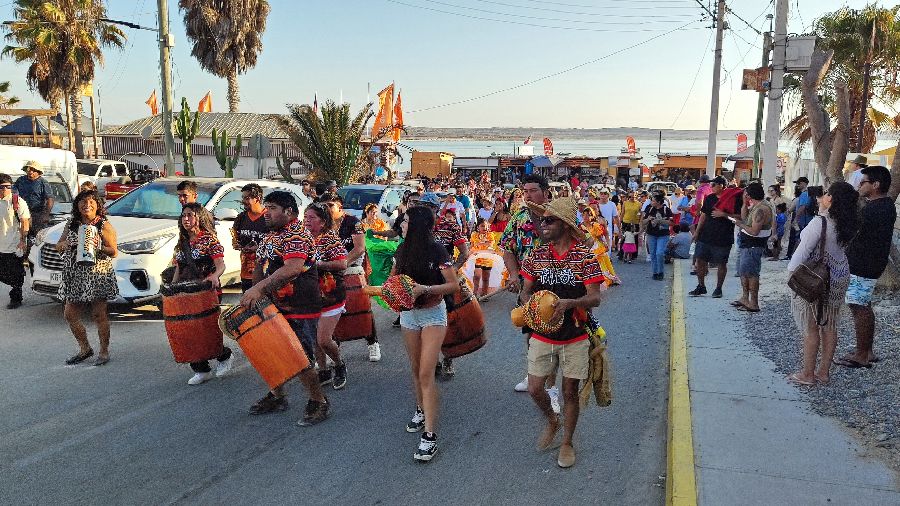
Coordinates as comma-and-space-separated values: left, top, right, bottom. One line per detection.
626, 136, 637, 155
392, 91, 403, 143
198, 91, 212, 112
737, 133, 748, 152
524, 134, 532, 145
543, 137, 554, 156
145, 90, 158, 116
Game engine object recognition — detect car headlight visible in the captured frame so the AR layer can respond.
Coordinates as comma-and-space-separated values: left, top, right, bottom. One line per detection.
118, 234, 176, 254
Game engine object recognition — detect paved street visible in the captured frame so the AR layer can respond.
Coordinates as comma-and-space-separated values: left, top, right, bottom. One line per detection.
0, 261, 670, 505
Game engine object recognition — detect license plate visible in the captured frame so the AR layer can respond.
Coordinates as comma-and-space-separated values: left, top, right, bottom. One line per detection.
50, 272, 61, 284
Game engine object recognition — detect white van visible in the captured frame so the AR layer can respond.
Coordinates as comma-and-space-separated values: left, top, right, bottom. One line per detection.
0, 145, 79, 198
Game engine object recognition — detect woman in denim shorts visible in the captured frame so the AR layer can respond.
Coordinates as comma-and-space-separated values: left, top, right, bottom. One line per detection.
392, 206, 460, 462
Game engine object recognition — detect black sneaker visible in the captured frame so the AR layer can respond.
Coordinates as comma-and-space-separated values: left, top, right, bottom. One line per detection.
414, 432, 437, 462
318, 368, 333, 385
688, 285, 707, 296
711, 288, 723, 298
6, 300, 22, 309
249, 392, 288, 415
297, 397, 330, 426
441, 358, 455, 378
333, 362, 347, 390
392, 316, 401, 328
406, 407, 425, 432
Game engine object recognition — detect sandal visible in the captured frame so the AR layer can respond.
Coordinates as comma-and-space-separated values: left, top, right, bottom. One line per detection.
736, 305, 761, 312
65, 349, 94, 365
832, 358, 873, 369
786, 373, 815, 386
93, 355, 110, 367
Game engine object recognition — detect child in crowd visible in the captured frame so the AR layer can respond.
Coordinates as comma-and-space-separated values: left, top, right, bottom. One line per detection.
469, 219, 498, 296
769, 202, 787, 261
621, 230, 638, 263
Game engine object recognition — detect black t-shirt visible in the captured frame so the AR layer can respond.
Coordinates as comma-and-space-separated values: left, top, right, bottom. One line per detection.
697, 194, 735, 247
643, 205, 674, 236
392, 210, 406, 235
848, 197, 897, 279
394, 241, 452, 308
233, 211, 269, 248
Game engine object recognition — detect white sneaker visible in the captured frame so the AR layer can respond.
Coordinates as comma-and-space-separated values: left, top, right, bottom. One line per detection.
547, 386, 561, 414
514, 377, 529, 392
215, 353, 235, 378
188, 372, 214, 385
368, 343, 382, 362
326, 355, 335, 368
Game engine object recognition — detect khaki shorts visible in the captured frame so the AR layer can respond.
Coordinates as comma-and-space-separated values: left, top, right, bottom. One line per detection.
527, 337, 590, 380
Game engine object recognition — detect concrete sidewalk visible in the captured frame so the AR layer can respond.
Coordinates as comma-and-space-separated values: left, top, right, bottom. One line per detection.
676, 260, 900, 505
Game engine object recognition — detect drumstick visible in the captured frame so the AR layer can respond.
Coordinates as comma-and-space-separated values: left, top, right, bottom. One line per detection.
477, 289, 510, 303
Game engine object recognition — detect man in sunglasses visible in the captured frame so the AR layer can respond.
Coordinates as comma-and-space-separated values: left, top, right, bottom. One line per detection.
0, 173, 31, 309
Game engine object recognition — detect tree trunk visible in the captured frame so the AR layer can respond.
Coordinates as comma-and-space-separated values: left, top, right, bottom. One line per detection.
801, 49, 835, 178
227, 69, 239, 113
890, 134, 900, 201
70, 94, 85, 158
825, 82, 850, 186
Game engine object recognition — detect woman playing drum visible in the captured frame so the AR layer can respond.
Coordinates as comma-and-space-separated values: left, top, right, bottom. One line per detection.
172, 203, 234, 385
56, 190, 119, 366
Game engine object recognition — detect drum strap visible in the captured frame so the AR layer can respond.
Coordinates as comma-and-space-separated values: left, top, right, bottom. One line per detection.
163, 306, 220, 321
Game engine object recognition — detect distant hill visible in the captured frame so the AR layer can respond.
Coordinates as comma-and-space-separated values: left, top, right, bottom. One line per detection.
404, 126, 758, 141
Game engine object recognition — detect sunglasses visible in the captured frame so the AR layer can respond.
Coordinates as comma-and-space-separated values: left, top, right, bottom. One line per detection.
0, 184, 11, 189
539, 216, 559, 225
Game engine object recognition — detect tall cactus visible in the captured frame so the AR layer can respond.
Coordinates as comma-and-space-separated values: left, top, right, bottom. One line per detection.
212, 128, 243, 178
274, 141, 295, 182
174, 97, 200, 176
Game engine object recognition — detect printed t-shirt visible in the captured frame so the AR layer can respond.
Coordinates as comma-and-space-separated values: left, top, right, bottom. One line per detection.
433, 217, 466, 257
847, 197, 897, 279
394, 241, 452, 308
256, 220, 320, 318
313, 230, 348, 311
173, 232, 224, 268
337, 215, 365, 268
520, 242, 605, 344
233, 210, 268, 280
500, 207, 542, 263
643, 205, 674, 237
697, 194, 735, 247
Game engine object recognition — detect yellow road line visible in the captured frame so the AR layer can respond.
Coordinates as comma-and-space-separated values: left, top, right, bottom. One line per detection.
667, 261, 698, 505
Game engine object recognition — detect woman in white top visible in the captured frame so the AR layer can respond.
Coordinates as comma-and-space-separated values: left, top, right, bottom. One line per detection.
786, 181, 859, 386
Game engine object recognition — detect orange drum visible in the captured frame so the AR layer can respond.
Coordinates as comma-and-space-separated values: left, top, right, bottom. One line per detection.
334, 273, 376, 343
219, 299, 310, 390
442, 278, 487, 359
161, 281, 223, 363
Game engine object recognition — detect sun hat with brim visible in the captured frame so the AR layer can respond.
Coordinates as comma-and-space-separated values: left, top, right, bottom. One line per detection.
22, 160, 43, 173
851, 155, 868, 166
526, 197, 586, 241
597, 187, 610, 194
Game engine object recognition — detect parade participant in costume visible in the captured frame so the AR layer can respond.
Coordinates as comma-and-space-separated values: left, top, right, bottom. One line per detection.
469, 218, 500, 297
232, 183, 269, 292
240, 191, 330, 424
519, 197, 605, 468
489, 198, 511, 232
393, 206, 460, 462
319, 193, 382, 361
501, 174, 559, 410
361, 202, 388, 232
304, 203, 349, 390
508, 188, 525, 214
56, 190, 118, 366
581, 207, 619, 286
171, 203, 234, 384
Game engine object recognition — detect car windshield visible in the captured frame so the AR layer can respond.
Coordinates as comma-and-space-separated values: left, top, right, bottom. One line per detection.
106, 180, 216, 219
338, 187, 383, 210
76, 162, 99, 176
48, 181, 73, 203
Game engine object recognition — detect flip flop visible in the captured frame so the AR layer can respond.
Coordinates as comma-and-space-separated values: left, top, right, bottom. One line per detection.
93, 356, 110, 367
65, 349, 94, 365
730, 301, 745, 307
787, 373, 815, 386
832, 358, 873, 369
736, 306, 761, 312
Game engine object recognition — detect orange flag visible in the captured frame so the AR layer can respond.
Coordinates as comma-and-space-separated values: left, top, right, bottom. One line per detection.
198, 91, 212, 112
145, 90, 159, 116
392, 90, 403, 143
371, 83, 394, 139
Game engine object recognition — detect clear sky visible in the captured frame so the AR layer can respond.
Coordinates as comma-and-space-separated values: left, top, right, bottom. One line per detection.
0, 0, 858, 129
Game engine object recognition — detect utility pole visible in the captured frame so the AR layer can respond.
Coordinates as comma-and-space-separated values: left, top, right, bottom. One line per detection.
705, 0, 726, 178
762, 0, 788, 189
857, 18, 877, 153
752, 16, 773, 179
157, 0, 176, 175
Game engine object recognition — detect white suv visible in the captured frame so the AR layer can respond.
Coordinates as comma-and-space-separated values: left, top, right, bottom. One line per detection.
30, 177, 310, 305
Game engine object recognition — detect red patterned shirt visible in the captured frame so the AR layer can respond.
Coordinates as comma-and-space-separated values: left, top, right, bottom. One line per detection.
173, 232, 224, 264
433, 217, 466, 256
520, 242, 605, 344
312, 230, 348, 311
256, 220, 320, 318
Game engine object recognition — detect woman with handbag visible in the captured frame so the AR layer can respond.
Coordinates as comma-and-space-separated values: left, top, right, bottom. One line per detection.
786, 182, 859, 386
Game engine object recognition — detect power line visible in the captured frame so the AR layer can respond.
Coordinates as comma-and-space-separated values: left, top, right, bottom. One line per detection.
669, 26, 715, 128
468, 0, 701, 15
724, 3, 762, 35
416, 0, 698, 22
386, 0, 704, 31
477, 0, 698, 8
408, 20, 699, 114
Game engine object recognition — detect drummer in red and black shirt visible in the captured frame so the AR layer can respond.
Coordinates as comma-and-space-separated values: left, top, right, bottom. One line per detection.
519, 197, 605, 469
172, 203, 233, 385
231, 183, 269, 292
240, 191, 329, 425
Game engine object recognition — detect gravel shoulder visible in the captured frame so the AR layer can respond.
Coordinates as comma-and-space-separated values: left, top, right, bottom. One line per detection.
744, 261, 900, 475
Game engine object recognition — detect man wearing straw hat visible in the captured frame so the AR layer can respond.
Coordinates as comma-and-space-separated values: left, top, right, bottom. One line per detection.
519, 197, 606, 468
845, 154, 869, 190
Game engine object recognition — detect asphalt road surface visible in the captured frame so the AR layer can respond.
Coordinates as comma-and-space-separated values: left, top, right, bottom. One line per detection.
0, 260, 670, 505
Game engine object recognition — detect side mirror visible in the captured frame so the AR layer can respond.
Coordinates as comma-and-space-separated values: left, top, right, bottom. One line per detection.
214, 208, 239, 221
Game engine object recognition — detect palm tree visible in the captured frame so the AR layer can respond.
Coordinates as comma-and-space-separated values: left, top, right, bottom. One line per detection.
274, 101, 374, 186
782, 5, 900, 154
179, 0, 270, 113
0, 81, 21, 109
2, 0, 125, 157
